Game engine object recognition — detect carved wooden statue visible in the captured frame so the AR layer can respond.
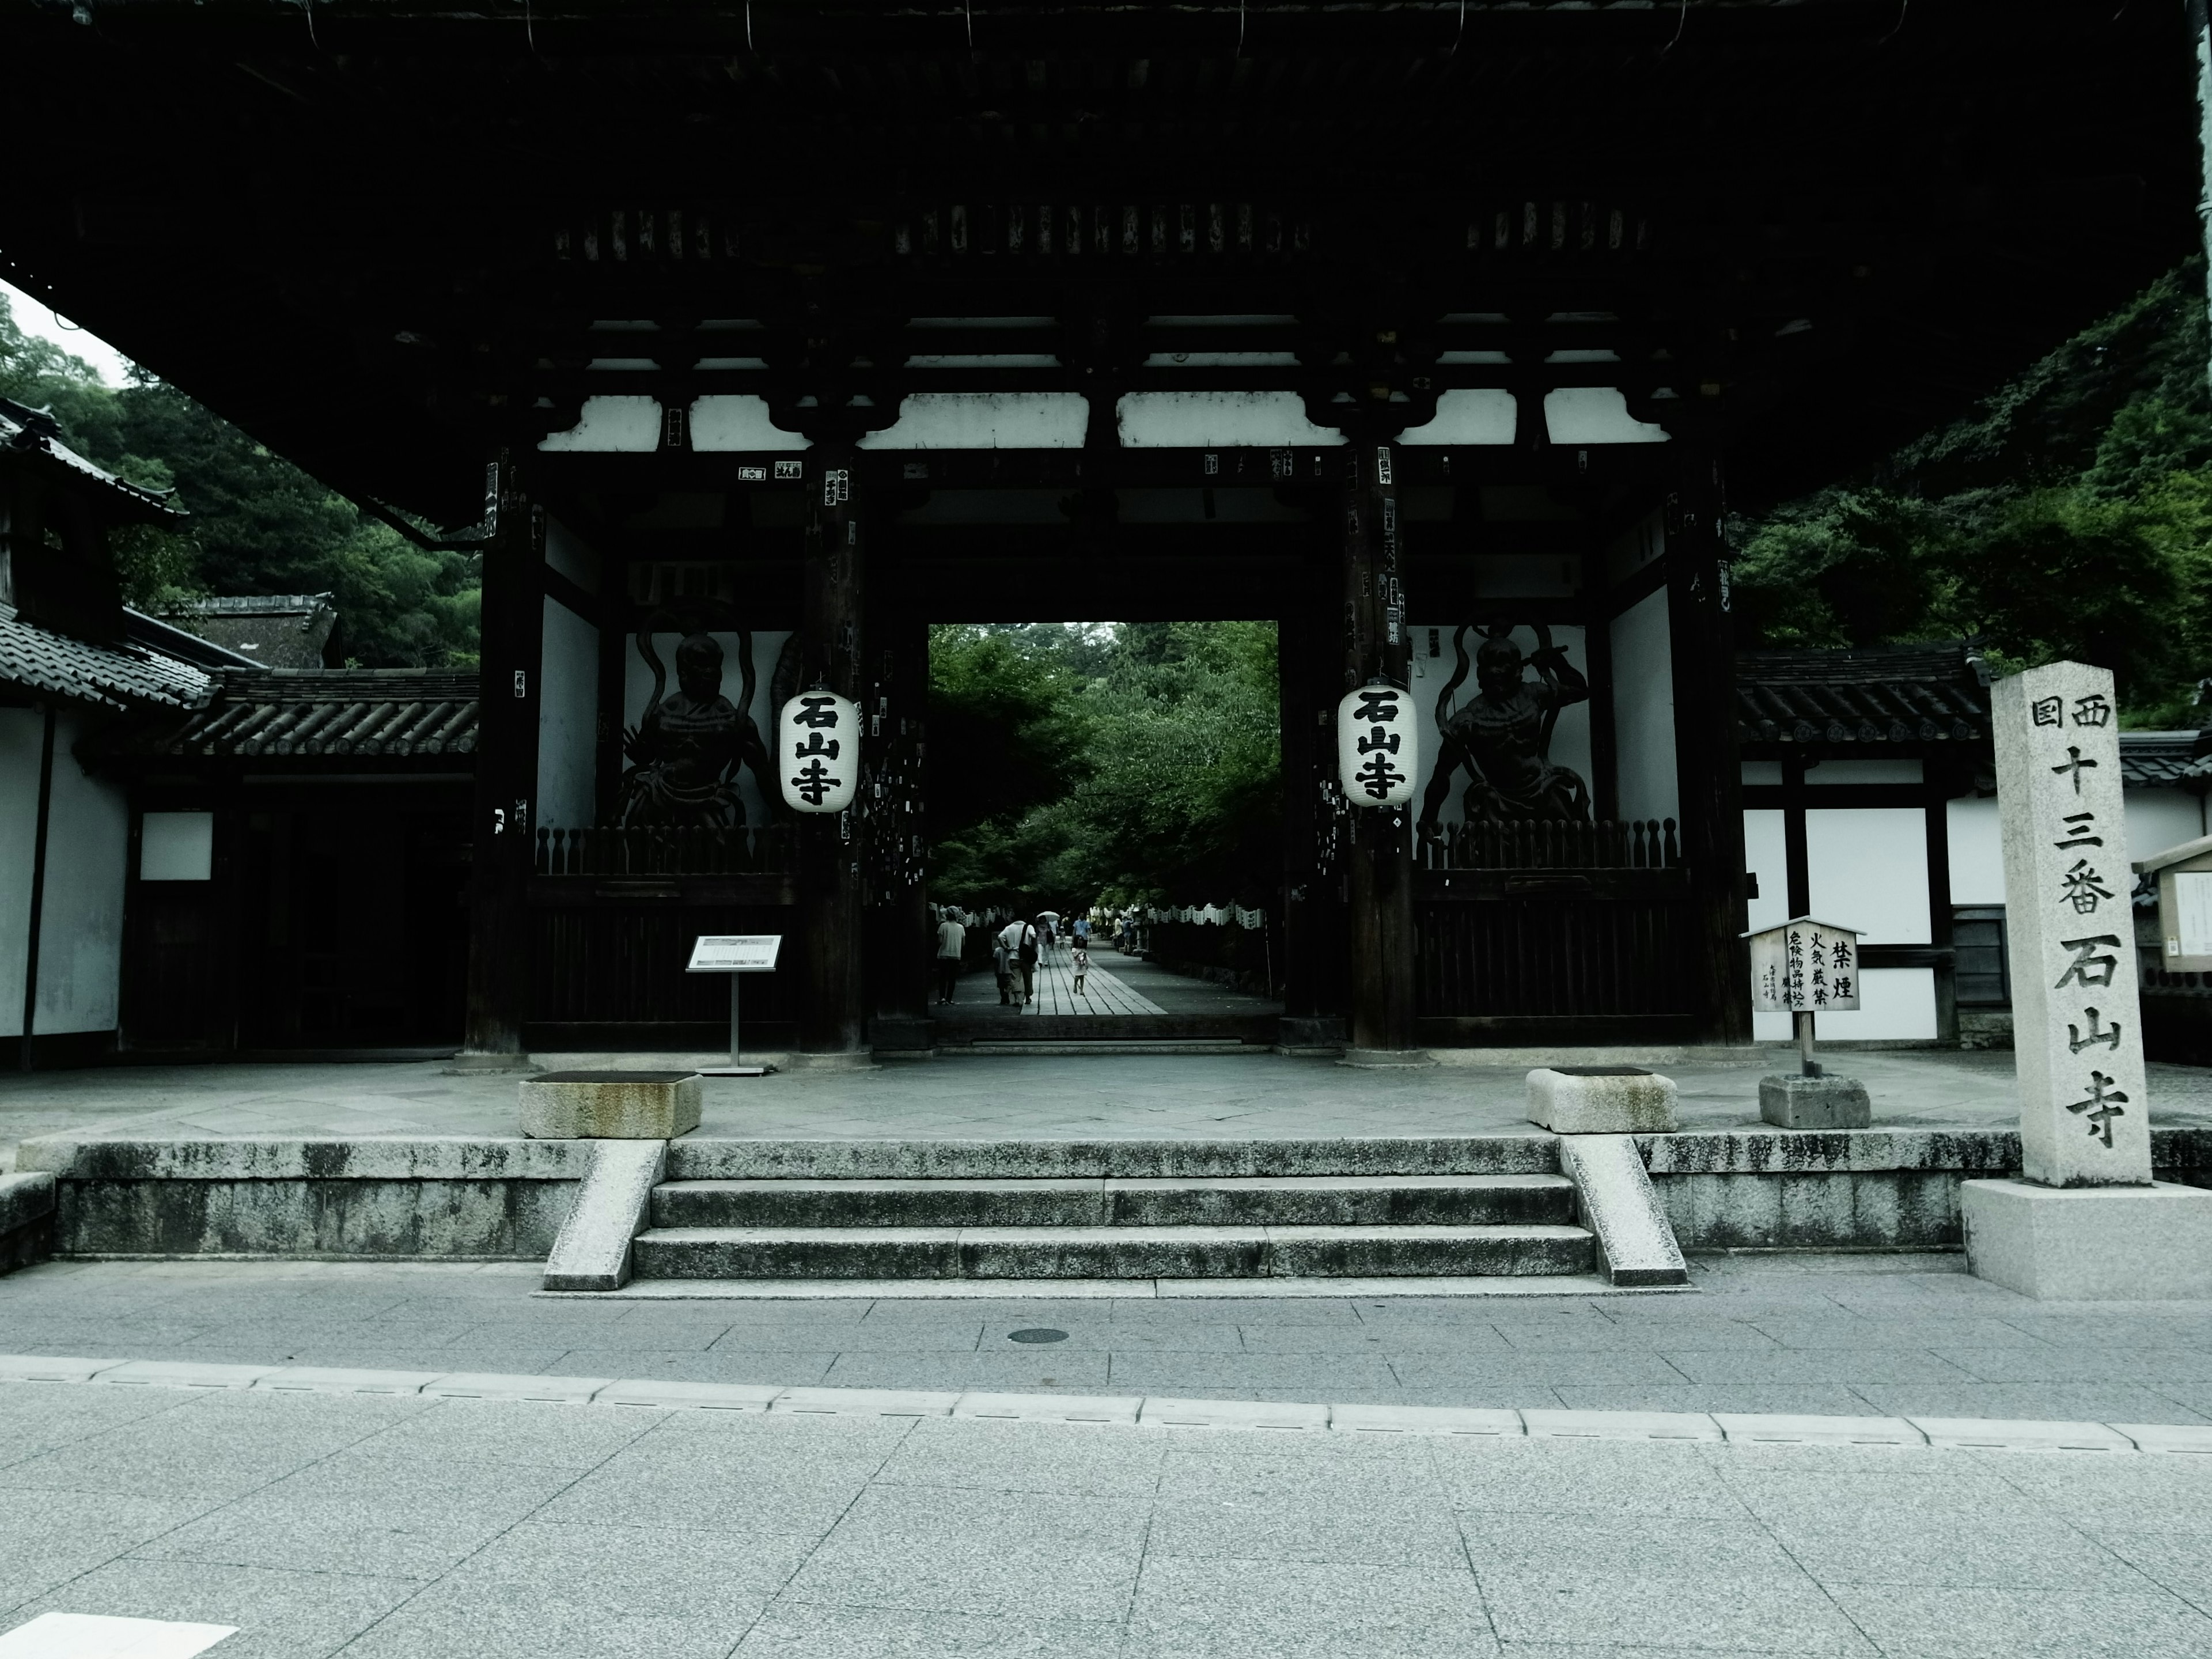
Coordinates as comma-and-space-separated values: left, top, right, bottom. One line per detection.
1419, 623, 1592, 832
617, 629, 774, 827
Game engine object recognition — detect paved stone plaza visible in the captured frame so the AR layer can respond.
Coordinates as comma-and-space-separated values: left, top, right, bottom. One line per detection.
6, 1351, 2212, 1658
8, 1051, 2212, 1653
7, 1251, 2212, 1423
10, 1047, 2212, 1171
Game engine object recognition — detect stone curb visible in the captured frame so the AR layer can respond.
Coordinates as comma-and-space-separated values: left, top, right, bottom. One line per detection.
6, 1354, 2212, 1454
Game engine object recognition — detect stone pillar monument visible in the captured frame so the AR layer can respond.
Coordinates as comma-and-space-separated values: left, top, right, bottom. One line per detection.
1963, 661, 2212, 1296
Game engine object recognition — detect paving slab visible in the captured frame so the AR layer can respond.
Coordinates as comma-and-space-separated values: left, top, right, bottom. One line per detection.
9, 1046, 2210, 1164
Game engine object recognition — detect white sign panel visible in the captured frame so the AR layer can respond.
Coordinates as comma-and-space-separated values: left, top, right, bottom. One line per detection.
686, 934, 783, 972
1993, 660, 2150, 1187
1337, 684, 1419, 808
2177, 872, 2212, 959
777, 691, 858, 813
1746, 918, 1863, 1013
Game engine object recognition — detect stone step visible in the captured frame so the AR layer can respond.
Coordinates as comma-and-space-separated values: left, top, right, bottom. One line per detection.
650, 1175, 1577, 1230
629, 1223, 1596, 1280
664, 1135, 1560, 1182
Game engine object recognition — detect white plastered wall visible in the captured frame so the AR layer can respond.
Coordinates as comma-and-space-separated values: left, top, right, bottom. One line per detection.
2126, 786, 2207, 864
1748, 805, 1938, 1041
0, 706, 129, 1038
1609, 588, 1677, 824
0, 708, 40, 1036
1948, 795, 2004, 904
537, 597, 600, 833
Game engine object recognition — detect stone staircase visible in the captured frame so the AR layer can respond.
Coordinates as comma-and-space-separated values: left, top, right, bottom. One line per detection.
616, 1139, 1620, 1286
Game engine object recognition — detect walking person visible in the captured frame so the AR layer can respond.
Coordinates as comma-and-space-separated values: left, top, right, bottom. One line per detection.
933, 909, 966, 1005
1018, 915, 1042, 1004
1070, 938, 1090, 997
993, 920, 1016, 1006
997, 915, 1038, 1006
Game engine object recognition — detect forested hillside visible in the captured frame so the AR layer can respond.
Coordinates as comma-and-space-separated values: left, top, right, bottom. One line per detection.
0, 294, 479, 667
1733, 264, 2212, 725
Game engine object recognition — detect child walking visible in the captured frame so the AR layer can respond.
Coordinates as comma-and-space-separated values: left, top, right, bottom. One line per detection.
1070, 941, 1090, 996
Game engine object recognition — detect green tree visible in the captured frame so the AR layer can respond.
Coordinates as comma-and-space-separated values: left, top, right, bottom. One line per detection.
0, 292, 479, 665
926, 626, 1094, 908
1736, 260, 2212, 722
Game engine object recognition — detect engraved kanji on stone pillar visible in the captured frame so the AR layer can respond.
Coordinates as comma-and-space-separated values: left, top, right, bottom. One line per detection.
1993, 661, 2153, 1187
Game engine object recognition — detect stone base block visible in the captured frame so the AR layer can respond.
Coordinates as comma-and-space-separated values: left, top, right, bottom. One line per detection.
869, 1017, 935, 1061
780, 1051, 882, 1074
519, 1071, 701, 1139
1527, 1067, 1678, 1134
1759, 1074, 1872, 1130
1963, 1177, 2212, 1300
445, 1050, 537, 1074
1337, 1047, 1438, 1069
1278, 1016, 1347, 1056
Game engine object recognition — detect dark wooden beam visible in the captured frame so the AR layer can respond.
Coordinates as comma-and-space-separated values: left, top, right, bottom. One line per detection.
463, 469, 541, 1059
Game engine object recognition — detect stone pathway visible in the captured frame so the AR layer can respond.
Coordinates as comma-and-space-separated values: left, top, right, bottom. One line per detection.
7, 1253, 2212, 1426
5, 1365, 2212, 1658
955, 955, 1167, 1017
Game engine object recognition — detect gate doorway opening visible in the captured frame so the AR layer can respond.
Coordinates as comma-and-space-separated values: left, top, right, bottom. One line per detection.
923, 621, 1287, 1050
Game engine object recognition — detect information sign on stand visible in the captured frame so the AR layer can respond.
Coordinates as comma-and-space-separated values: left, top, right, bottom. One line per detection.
1744, 916, 1863, 1074
685, 934, 783, 1076
1743, 916, 1872, 1128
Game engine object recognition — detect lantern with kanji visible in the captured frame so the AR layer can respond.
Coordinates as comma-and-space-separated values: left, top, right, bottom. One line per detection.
778, 690, 858, 814
1337, 683, 1418, 808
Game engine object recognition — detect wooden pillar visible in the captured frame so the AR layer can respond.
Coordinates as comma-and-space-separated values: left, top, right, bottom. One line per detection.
1277, 569, 1346, 1044
866, 592, 933, 1055
461, 458, 539, 1062
794, 446, 869, 1063
1341, 437, 1423, 1060
1666, 429, 1753, 1044
1925, 763, 1960, 1046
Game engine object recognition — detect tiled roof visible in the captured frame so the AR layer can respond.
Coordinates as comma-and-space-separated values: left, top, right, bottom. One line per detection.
0, 609, 212, 711
1735, 642, 1988, 747
1, 397, 181, 522
158, 593, 334, 619
94, 668, 480, 760
2119, 730, 2212, 789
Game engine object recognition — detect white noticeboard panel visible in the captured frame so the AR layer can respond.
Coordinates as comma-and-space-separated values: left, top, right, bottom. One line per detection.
2177, 873, 2212, 959
687, 935, 782, 973
139, 811, 214, 881
1746, 918, 1863, 1014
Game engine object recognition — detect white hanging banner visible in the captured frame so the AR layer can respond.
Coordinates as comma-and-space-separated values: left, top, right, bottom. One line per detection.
777, 690, 858, 813
1337, 684, 1418, 808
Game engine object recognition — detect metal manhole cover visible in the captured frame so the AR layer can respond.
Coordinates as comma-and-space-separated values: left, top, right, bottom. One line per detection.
1007, 1328, 1069, 1344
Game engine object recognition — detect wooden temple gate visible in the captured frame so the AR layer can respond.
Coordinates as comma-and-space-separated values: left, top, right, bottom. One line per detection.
4, 2, 2184, 1063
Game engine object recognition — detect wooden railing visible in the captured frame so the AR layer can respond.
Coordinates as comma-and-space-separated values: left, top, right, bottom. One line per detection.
534, 824, 794, 876
1419, 817, 1680, 871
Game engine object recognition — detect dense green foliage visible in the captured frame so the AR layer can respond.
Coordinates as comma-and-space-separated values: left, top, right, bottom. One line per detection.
927, 620, 1281, 912
0, 294, 479, 666
1733, 264, 2212, 724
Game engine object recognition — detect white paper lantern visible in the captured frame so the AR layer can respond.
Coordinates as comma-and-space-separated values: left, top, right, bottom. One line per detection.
778, 690, 859, 814
1338, 684, 1418, 808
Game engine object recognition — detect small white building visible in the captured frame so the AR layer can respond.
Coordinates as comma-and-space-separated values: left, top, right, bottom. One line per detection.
1, 396, 216, 1067
1738, 641, 2207, 1048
